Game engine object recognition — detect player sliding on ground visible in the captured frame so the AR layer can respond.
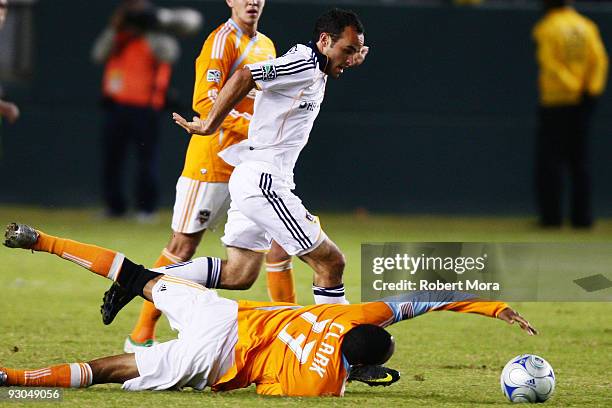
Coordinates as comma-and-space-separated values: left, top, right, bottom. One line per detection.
1, 223, 537, 396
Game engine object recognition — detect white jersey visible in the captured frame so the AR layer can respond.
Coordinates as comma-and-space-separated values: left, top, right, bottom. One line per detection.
218, 42, 328, 188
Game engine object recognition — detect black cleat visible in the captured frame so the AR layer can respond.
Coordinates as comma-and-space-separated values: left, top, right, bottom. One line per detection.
348, 365, 401, 387
0, 369, 7, 386
101, 282, 136, 325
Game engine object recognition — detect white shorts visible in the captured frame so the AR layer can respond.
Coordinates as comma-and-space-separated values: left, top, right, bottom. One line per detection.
122, 277, 238, 391
221, 162, 327, 256
171, 177, 231, 234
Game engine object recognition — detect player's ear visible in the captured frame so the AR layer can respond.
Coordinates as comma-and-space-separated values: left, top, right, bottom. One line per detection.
319, 32, 331, 49
226, 0, 234, 8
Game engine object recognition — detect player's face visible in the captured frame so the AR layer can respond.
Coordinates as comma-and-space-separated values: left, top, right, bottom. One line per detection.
0, 0, 7, 29
321, 26, 365, 79
227, 0, 265, 28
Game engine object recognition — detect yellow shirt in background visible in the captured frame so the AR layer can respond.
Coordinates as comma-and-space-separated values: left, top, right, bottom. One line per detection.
533, 7, 608, 107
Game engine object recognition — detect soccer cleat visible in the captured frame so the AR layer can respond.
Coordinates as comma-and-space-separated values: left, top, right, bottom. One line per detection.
123, 336, 159, 353
347, 365, 401, 387
101, 282, 136, 325
3, 223, 39, 249
0, 369, 7, 386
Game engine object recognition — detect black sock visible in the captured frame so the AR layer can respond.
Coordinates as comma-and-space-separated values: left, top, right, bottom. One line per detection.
116, 258, 163, 298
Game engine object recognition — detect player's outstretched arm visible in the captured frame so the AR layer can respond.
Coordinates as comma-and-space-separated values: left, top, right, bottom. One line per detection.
173, 67, 256, 136
384, 292, 538, 336
497, 307, 538, 336
430, 299, 538, 336
434, 298, 538, 336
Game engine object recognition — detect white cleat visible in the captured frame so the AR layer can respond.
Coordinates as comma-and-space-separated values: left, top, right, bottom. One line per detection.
123, 336, 159, 353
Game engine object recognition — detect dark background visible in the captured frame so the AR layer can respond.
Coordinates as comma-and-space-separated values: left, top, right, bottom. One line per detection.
1, 0, 611, 214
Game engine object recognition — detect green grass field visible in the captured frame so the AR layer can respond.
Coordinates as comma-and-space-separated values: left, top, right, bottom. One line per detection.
0, 207, 611, 407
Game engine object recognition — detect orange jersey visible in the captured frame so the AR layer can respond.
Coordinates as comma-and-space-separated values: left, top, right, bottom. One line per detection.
182, 19, 276, 182
213, 301, 393, 396
212, 297, 508, 396
102, 33, 172, 110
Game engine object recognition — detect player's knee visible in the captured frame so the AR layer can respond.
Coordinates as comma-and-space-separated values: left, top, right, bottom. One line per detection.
167, 234, 200, 260
329, 251, 346, 274
266, 242, 291, 263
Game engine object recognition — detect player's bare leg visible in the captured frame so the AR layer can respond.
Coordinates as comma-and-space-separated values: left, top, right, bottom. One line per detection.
300, 237, 347, 304
128, 230, 204, 349
0, 354, 139, 388
265, 241, 296, 303
164, 230, 205, 261
217, 246, 264, 289
88, 354, 140, 384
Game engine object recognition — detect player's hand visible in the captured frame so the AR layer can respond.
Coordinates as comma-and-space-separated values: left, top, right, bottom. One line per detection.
350, 46, 370, 67
2, 102, 19, 124
498, 308, 538, 336
172, 112, 213, 135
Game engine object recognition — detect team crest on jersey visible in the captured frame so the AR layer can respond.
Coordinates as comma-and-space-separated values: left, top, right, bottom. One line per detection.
197, 209, 211, 225
207, 69, 222, 83
261, 64, 277, 81
305, 211, 316, 223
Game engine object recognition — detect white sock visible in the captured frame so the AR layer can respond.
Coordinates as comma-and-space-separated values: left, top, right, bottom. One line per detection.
69, 363, 93, 388
313, 284, 348, 304
153, 257, 222, 288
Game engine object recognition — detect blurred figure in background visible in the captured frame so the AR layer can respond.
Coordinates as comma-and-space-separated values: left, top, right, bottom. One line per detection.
92, 0, 179, 221
0, 0, 19, 126
533, 0, 608, 228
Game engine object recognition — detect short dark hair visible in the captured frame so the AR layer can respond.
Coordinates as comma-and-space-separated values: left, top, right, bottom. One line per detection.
543, 0, 569, 9
313, 8, 364, 44
341, 324, 393, 366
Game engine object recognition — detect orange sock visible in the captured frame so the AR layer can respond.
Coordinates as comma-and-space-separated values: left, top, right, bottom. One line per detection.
2, 363, 92, 388
32, 231, 125, 281
129, 249, 180, 343
266, 259, 297, 303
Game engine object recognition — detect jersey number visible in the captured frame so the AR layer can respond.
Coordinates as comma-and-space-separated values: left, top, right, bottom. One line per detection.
277, 312, 330, 364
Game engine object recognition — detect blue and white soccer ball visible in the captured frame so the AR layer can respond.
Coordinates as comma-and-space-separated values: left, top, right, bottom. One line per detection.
500, 354, 555, 403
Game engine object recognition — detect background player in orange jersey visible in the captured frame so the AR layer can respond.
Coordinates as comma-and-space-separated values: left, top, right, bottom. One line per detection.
124, 0, 299, 353
1, 223, 536, 396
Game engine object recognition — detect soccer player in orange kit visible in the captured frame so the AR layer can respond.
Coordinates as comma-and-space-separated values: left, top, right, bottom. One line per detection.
1, 223, 536, 396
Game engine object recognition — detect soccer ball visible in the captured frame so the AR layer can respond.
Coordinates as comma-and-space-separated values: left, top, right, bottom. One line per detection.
500, 354, 555, 403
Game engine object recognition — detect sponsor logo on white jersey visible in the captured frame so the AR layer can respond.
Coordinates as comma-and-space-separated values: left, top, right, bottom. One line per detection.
299, 101, 320, 112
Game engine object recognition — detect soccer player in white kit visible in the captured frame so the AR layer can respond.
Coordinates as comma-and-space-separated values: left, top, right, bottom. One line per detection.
174, 8, 369, 305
